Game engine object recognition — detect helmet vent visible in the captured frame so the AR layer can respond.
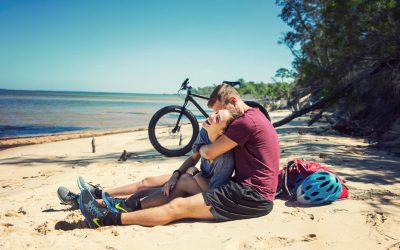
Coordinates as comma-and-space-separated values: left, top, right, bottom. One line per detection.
334, 186, 339, 193
327, 185, 334, 192
311, 192, 319, 197
320, 181, 330, 187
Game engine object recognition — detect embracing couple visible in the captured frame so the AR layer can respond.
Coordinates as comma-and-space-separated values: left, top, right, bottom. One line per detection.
58, 83, 280, 227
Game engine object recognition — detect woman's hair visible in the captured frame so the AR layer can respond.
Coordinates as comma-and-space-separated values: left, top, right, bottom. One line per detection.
224, 109, 240, 132
208, 84, 241, 108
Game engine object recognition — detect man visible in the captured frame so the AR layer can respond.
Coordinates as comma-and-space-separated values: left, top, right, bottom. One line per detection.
79, 83, 280, 227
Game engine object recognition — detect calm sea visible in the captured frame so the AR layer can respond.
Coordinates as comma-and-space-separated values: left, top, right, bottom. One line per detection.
0, 89, 209, 138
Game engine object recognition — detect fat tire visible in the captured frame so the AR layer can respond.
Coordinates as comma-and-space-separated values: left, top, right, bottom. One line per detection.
148, 105, 199, 157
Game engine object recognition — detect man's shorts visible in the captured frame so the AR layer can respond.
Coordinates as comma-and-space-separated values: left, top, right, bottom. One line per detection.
202, 180, 273, 221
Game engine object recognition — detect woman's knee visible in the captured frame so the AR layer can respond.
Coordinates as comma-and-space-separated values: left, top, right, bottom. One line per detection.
176, 174, 194, 189
180, 173, 194, 183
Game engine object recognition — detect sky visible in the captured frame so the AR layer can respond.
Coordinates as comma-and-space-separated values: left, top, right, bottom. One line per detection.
0, 0, 294, 94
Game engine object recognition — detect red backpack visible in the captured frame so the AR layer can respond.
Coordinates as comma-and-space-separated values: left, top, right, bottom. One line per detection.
275, 159, 349, 200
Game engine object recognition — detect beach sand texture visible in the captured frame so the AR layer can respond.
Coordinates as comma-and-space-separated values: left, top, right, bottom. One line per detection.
0, 110, 399, 250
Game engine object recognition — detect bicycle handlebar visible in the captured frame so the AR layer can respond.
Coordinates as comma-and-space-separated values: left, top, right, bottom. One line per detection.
180, 78, 189, 90
180, 78, 240, 91
222, 81, 241, 87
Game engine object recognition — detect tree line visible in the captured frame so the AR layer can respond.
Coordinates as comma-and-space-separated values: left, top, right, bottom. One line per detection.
193, 80, 292, 101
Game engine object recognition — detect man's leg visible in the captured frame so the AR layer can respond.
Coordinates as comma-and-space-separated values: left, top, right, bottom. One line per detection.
121, 193, 214, 226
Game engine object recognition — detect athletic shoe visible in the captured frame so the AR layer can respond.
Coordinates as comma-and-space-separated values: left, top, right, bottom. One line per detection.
102, 192, 132, 213
79, 189, 109, 228
57, 186, 79, 208
77, 176, 101, 198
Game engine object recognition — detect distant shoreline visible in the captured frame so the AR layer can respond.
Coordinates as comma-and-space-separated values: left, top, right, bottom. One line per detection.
0, 127, 148, 151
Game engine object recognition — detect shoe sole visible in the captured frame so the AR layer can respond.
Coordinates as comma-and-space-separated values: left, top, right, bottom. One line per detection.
102, 192, 119, 213
77, 176, 86, 192
79, 189, 97, 229
57, 189, 68, 205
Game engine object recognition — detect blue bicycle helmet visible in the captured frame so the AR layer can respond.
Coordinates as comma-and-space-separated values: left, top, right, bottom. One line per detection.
296, 171, 342, 205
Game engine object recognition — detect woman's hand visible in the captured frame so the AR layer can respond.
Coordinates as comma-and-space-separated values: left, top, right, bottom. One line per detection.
162, 172, 180, 197
186, 167, 200, 176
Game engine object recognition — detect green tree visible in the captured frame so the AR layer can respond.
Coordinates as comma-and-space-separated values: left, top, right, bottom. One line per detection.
275, 0, 400, 151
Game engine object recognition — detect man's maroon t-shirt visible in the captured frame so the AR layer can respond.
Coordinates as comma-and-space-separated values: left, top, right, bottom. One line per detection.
224, 107, 280, 201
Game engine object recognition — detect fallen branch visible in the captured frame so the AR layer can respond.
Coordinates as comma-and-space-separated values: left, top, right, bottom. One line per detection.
273, 61, 384, 128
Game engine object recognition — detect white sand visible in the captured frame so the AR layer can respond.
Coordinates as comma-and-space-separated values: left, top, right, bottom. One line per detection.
0, 110, 399, 250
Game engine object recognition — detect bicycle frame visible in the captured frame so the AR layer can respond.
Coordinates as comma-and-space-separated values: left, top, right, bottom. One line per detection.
171, 87, 209, 134
183, 93, 209, 118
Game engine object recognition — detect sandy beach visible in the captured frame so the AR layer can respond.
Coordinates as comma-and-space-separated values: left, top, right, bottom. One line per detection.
0, 110, 399, 250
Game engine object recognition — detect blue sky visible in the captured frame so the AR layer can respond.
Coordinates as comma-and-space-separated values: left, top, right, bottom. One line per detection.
0, 0, 293, 94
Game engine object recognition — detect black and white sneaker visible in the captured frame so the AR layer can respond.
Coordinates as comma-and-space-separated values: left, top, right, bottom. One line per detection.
77, 176, 101, 199
57, 186, 79, 208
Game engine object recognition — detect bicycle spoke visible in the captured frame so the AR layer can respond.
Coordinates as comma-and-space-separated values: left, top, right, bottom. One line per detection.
153, 112, 194, 151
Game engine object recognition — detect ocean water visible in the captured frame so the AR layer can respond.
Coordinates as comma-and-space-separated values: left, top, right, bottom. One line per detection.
0, 89, 210, 138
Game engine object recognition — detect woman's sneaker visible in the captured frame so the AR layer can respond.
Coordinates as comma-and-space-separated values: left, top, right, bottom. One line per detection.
57, 186, 79, 208
102, 192, 131, 213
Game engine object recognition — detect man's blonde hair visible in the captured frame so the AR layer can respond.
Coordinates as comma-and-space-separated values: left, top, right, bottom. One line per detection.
207, 84, 241, 108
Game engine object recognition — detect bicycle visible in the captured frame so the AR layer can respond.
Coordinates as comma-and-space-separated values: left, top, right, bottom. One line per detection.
148, 78, 271, 157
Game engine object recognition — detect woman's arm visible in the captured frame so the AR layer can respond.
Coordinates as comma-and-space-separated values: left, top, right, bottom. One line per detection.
162, 152, 201, 196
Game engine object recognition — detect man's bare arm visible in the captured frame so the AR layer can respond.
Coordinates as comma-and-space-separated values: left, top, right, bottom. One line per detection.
199, 135, 237, 160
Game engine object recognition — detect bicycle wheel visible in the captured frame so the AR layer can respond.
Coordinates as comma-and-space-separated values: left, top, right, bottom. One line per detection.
148, 105, 199, 157
244, 100, 271, 122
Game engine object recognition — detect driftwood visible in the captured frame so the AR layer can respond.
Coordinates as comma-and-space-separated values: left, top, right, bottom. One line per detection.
308, 110, 325, 126
91, 138, 96, 153
118, 150, 137, 162
272, 62, 383, 128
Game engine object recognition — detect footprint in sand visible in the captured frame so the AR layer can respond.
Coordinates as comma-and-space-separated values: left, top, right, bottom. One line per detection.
242, 234, 318, 249
3, 207, 27, 217
302, 234, 317, 242
282, 208, 315, 222
330, 208, 349, 214
365, 210, 387, 227
386, 242, 400, 250
34, 221, 51, 235
1, 222, 16, 234
242, 236, 295, 249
